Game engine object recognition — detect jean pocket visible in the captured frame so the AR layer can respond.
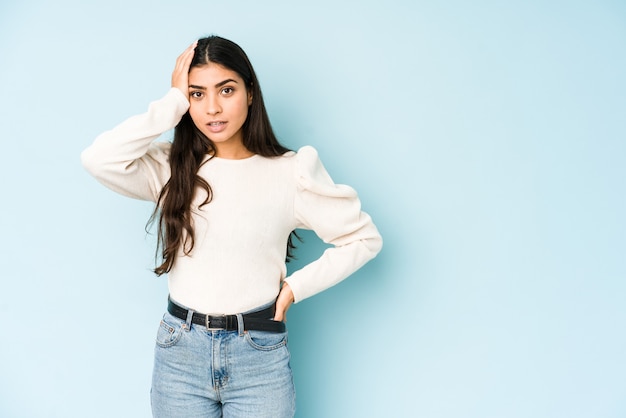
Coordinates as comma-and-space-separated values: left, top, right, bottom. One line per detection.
155, 314, 185, 348
245, 329, 288, 351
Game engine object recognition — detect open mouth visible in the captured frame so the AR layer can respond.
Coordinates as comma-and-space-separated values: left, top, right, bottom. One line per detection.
206, 121, 228, 133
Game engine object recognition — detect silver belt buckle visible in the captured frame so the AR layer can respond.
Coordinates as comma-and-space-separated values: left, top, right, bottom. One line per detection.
205, 314, 225, 331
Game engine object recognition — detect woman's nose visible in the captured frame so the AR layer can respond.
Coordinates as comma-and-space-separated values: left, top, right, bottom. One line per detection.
205, 95, 221, 115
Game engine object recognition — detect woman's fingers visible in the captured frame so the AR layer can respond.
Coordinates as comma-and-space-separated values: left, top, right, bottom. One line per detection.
274, 283, 294, 322
171, 40, 198, 96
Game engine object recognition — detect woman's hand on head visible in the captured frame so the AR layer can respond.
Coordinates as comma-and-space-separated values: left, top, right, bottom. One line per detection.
274, 282, 294, 323
171, 41, 197, 99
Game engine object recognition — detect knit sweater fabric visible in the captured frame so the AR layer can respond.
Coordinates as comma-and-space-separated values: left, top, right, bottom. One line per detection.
81, 88, 382, 314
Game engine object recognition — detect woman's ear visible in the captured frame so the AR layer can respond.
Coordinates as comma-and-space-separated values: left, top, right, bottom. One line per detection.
247, 90, 253, 106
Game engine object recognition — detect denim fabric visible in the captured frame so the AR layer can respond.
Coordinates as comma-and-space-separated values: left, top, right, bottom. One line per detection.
150, 307, 295, 418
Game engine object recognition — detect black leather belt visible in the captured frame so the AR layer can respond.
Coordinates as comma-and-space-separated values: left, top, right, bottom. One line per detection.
167, 298, 286, 333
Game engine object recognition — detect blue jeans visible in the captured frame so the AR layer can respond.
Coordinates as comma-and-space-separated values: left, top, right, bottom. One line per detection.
151, 302, 296, 418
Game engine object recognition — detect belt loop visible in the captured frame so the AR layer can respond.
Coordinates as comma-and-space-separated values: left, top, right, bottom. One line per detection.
236, 313, 245, 336
184, 308, 194, 331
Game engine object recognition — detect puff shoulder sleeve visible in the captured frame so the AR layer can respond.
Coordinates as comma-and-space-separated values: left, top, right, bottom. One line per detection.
284, 146, 383, 303
80, 88, 190, 201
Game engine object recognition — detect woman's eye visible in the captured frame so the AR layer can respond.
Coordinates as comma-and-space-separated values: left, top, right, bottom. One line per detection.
221, 87, 234, 95
190, 91, 203, 99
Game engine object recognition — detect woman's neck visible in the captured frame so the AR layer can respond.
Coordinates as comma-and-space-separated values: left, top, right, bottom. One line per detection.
213, 143, 254, 160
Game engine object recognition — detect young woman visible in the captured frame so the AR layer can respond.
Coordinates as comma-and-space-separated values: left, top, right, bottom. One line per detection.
81, 36, 382, 418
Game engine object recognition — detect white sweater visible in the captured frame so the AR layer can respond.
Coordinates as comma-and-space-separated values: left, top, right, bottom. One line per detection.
81, 88, 382, 314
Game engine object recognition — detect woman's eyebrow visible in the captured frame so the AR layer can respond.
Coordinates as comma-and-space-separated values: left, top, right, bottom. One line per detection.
189, 79, 238, 90
215, 79, 238, 88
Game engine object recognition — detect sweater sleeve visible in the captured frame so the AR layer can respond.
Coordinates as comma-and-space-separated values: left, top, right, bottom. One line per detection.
80, 88, 190, 201
284, 146, 383, 303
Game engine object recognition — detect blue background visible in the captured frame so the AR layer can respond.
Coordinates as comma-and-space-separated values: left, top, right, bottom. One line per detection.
1, 1, 625, 417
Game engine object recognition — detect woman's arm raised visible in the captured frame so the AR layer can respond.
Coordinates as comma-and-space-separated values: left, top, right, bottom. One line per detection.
80, 43, 197, 201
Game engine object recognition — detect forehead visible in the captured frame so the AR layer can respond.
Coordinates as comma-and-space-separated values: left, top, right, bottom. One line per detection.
188, 63, 244, 86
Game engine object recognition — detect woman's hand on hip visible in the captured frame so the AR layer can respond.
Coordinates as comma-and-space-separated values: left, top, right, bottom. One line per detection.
274, 282, 294, 322
171, 41, 197, 99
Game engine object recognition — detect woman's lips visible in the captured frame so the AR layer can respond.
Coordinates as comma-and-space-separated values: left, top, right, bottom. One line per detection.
206, 121, 227, 133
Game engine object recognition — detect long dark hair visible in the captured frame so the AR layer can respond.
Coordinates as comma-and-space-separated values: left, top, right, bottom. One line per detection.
149, 36, 295, 276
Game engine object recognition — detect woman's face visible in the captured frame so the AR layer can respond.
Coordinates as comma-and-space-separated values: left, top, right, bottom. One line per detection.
188, 63, 252, 156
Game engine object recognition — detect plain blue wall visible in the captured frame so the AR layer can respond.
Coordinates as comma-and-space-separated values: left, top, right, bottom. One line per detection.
1, 1, 625, 417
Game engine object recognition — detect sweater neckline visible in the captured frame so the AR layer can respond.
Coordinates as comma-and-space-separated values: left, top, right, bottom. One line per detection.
208, 153, 260, 163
